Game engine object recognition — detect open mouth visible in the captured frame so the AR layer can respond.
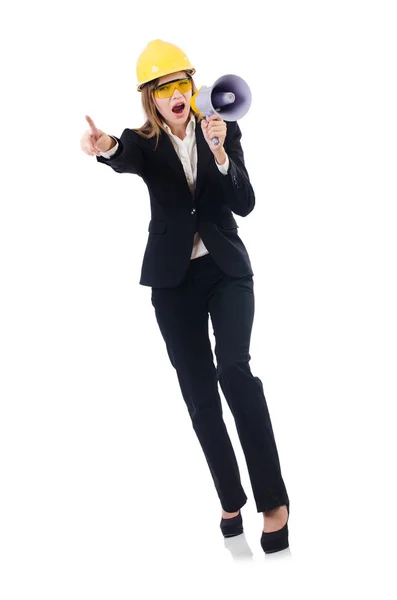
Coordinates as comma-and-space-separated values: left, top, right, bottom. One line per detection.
172, 103, 185, 114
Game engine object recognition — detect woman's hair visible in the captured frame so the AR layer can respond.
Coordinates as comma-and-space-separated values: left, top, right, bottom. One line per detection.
133, 72, 203, 149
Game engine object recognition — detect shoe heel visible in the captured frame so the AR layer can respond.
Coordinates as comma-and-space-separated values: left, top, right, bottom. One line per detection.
260, 503, 289, 554
220, 511, 243, 538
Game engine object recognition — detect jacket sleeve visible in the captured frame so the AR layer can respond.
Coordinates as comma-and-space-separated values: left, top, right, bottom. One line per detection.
218, 121, 255, 217
96, 128, 144, 176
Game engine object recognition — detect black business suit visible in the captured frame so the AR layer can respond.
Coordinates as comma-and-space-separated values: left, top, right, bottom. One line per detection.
96, 117, 289, 513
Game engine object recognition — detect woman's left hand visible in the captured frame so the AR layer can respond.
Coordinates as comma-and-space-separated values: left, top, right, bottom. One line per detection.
201, 114, 227, 155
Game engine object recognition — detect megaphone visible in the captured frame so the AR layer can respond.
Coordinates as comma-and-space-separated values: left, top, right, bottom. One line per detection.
190, 74, 252, 146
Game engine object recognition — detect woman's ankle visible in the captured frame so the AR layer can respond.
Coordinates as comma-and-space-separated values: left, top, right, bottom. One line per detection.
222, 509, 240, 519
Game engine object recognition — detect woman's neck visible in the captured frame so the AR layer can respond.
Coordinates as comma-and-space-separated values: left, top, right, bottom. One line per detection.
167, 116, 191, 140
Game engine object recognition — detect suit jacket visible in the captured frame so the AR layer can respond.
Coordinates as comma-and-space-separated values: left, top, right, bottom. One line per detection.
96, 117, 255, 288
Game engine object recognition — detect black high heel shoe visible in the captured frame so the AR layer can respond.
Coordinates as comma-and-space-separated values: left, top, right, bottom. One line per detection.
220, 510, 243, 538
260, 503, 289, 554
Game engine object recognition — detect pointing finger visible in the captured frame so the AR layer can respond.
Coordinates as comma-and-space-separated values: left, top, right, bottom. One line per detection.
85, 115, 99, 136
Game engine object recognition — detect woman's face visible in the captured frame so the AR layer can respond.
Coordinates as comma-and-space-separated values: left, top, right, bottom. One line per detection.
153, 70, 192, 127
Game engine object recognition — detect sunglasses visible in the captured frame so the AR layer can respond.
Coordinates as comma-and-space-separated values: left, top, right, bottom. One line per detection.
153, 77, 192, 99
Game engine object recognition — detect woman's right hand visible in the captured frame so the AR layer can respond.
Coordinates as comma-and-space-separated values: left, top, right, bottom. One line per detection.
80, 115, 115, 156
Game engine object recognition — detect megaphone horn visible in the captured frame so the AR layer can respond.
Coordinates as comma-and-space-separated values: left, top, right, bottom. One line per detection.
190, 74, 252, 146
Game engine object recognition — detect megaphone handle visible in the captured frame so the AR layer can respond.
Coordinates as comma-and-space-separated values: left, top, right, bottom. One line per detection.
204, 113, 220, 146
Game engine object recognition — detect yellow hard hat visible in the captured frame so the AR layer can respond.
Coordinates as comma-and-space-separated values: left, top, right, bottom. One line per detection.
136, 39, 196, 91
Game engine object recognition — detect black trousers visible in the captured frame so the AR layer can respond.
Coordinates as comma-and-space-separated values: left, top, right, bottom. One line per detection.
150, 252, 289, 513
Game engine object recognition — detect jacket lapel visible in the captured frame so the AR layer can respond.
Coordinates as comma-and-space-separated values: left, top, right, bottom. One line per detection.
195, 119, 212, 199
158, 132, 188, 186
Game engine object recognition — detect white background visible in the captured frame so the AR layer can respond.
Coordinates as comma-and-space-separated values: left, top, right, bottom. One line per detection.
1, 0, 396, 597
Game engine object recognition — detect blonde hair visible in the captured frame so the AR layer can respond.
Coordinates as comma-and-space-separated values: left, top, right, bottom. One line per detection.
133, 72, 203, 149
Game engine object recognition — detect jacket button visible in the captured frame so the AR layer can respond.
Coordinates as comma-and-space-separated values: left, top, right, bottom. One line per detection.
191, 208, 196, 214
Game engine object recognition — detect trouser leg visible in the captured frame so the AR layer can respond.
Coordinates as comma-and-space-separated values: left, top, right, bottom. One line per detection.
208, 272, 289, 512
151, 269, 247, 512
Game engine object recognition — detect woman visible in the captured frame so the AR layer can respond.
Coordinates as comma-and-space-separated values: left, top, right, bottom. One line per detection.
80, 39, 290, 554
